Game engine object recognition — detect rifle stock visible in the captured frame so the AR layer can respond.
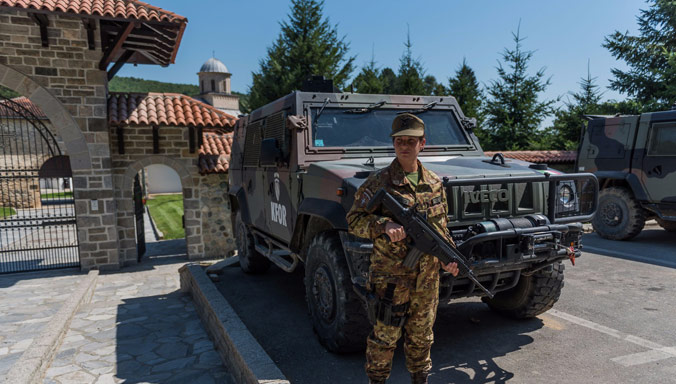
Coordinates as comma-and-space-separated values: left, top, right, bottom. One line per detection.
367, 188, 494, 298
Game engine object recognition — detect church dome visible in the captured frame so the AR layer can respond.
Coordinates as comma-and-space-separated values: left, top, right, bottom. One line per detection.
199, 57, 229, 73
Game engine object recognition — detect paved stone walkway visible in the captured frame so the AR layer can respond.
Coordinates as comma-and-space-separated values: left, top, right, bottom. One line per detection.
43, 256, 233, 384
0, 269, 82, 378
1, 209, 233, 383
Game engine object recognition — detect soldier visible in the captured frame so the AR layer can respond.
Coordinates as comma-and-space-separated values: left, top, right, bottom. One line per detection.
347, 113, 459, 384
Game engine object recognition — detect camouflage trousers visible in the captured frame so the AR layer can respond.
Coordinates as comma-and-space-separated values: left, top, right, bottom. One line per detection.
365, 275, 440, 382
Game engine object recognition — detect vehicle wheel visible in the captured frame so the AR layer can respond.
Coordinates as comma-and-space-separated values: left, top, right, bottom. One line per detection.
304, 232, 369, 353
656, 218, 676, 232
235, 211, 270, 274
592, 187, 646, 240
483, 262, 565, 319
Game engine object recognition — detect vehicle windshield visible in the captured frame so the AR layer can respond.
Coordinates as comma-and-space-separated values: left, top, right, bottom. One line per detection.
310, 108, 470, 148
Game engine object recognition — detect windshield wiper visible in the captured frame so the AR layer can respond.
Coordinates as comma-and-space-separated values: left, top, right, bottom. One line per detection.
343, 100, 386, 114
314, 98, 331, 123
397, 101, 438, 115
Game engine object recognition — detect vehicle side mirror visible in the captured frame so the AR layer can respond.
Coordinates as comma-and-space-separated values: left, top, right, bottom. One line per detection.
260, 138, 281, 167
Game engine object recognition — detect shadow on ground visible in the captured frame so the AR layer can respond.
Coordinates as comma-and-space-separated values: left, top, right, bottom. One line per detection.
114, 292, 230, 384
217, 265, 543, 384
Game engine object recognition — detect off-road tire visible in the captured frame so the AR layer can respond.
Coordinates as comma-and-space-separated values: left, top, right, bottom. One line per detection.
304, 232, 370, 353
656, 218, 676, 232
483, 262, 565, 319
592, 187, 646, 240
235, 211, 270, 274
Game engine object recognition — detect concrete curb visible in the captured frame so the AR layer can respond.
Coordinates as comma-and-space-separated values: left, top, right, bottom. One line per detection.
179, 263, 289, 384
145, 205, 164, 240
4, 269, 99, 384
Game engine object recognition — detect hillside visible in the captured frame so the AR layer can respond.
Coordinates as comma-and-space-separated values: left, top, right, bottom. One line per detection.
109, 76, 200, 95
109, 76, 249, 111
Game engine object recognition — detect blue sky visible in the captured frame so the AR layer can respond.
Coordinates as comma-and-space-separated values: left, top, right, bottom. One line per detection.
119, 0, 646, 108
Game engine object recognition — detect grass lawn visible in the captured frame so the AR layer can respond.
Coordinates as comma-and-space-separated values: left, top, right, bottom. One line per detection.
146, 194, 184, 240
41, 191, 74, 199
0, 206, 16, 218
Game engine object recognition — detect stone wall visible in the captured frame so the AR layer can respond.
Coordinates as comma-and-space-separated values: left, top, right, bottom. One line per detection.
199, 173, 236, 258
110, 125, 205, 263
0, 10, 118, 270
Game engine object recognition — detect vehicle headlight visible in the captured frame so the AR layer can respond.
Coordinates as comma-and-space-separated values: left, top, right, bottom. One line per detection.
559, 185, 575, 208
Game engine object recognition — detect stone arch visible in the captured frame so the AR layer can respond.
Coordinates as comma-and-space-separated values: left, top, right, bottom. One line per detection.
117, 155, 202, 264
0, 63, 92, 170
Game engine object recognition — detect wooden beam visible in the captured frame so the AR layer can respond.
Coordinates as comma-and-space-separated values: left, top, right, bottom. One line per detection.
28, 13, 49, 47
99, 21, 135, 70
189, 126, 195, 154
152, 126, 160, 154
82, 18, 97, 50
117, 126, 125, 154
107, 49, 134, 81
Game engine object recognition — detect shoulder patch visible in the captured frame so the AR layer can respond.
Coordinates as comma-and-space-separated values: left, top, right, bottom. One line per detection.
357, 188, 374, 208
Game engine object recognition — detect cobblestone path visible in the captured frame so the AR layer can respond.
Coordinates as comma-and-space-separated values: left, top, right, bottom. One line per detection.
0, 269, 82, 378
43, 257, 233, 384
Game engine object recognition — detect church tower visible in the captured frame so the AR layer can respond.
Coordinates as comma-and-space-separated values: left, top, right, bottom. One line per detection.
197, 57, 240, 116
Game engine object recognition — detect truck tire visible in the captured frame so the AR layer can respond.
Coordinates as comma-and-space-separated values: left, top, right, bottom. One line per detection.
592, 187, 646, 240
304, 232, 369, 353
483, 262, 564, 319
656, 218, 676, 232
235, 211, 270, 274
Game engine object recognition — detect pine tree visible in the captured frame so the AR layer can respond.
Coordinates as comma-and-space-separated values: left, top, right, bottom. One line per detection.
351, 53, 383, 94
449, 59, 483, 121
395, 31, 426, 95
449, 59, 486, 143
548, 63, 603, 149
248, 0, 355, 110
484, 26, 556, 150
380, 68, 397, 94
604, 0, 676, 109
423, 75, 446, 96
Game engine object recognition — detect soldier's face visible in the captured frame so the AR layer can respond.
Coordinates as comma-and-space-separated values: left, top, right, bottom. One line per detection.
394, 135, 425, 162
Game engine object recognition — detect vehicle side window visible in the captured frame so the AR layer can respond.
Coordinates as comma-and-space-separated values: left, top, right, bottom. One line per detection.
263, 111, 290, 162
648, 122, 676, 156
243, 120, 263, 167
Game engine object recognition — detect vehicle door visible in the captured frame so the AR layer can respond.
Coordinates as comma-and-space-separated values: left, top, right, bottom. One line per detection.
261, 110, 295, 242
635, 113, 676, 207
242, 119, 269, 230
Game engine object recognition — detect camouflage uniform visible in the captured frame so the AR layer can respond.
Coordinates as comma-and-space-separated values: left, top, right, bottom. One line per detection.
347, 158, 454, 382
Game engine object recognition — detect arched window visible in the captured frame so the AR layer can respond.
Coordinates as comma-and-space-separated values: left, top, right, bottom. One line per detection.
211, 79, 215, 92
201, 80, 204, 93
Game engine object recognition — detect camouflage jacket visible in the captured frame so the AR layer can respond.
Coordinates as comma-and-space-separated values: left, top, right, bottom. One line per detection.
347, 158, 455, 291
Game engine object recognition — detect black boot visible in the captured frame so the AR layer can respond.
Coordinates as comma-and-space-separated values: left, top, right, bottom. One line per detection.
411, 370, 429, 384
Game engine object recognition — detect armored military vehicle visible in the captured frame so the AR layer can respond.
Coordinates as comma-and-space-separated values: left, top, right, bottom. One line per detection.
229, 78, 598, 352
577, 109, 676, 240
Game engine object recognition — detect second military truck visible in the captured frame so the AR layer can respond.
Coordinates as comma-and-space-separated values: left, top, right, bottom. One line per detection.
577, 109, 676, 240
229, 81, 598, 352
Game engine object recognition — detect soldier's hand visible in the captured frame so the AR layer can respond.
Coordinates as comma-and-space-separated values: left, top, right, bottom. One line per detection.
441, 261, 459, 277
384, 222, 406, 242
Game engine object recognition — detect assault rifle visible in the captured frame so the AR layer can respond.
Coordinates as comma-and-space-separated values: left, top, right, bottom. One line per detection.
366, 188, 494, 299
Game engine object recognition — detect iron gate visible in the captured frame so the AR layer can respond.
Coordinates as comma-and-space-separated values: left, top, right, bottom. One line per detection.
0, 95, 80, 273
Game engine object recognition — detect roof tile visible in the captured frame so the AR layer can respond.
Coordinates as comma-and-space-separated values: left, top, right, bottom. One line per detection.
108, 92, 236, 129
0, 96, 48, 119
484, 150, 577, 163
199, 130, 233, 174
0, 0, 187, 23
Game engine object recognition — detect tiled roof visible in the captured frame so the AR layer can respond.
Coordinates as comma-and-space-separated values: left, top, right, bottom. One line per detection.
109, 93, 236, 128
199, 130, 233, 174
0, 0, 186, 23
0, 96, 47, 119
485, 150, 577, 163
